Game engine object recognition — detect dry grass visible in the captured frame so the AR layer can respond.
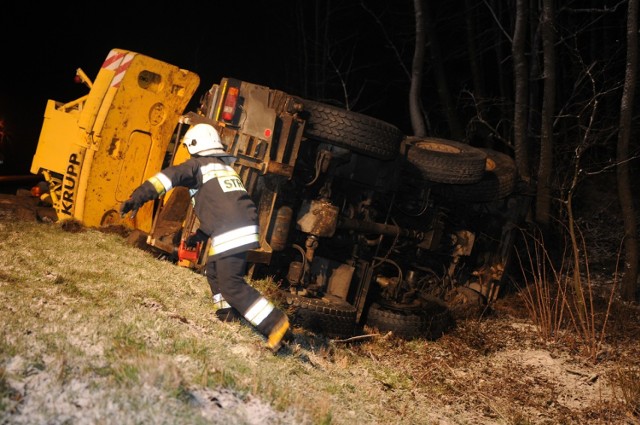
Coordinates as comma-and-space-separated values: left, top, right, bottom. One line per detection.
1, 194, 639, 425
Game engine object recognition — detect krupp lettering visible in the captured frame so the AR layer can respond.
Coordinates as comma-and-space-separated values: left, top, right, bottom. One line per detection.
68, 153, 80, 167
60, 153, 81, 216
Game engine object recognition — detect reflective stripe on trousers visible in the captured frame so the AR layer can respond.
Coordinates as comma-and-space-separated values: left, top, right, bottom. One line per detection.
243, 297, 276, 327
212, 293, 231, 310
207, 251, 286, 337
216, 291, 275, 328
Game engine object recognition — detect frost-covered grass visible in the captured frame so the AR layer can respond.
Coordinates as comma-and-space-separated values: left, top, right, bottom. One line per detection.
0, 204, 638, 425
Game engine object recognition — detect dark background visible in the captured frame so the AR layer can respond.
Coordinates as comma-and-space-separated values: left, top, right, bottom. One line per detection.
0, 1, 632, 193
0, 1, 413, 182
0, 2, 286, 177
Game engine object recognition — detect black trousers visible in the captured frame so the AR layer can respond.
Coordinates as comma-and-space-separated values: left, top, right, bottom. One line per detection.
206, 251, 286, 337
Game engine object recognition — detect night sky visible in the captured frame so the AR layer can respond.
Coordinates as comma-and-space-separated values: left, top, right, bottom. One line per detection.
0, 2, 421, 181
0, 2, 299, 177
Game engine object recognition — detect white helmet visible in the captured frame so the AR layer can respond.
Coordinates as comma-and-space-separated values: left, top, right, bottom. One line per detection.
182, 123, 225, 156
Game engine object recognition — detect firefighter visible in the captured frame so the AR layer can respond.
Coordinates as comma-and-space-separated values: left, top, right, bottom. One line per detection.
120, 123, 291, 353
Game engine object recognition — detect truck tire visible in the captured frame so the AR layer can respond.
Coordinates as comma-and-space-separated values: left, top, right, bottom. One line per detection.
282, 292, 357, 339
402, 137, 487, 184
440, 149, 517, 202
300, 99, 404, 160
365, 303, 425, 340
365, 297, 453, 340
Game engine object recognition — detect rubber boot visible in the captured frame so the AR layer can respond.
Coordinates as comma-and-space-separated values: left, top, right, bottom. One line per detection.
266, 317, 291, 353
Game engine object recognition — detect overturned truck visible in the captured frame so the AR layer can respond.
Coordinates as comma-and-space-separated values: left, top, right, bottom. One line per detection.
31, 48, 530, 340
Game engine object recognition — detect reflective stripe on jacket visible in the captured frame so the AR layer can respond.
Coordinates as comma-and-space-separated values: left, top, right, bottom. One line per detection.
142, 156, 259, 258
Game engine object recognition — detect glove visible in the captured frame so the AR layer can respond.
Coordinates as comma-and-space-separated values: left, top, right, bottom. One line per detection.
186, 229, 209, 248
120, 198, 142, 218
120, 182, 156, 218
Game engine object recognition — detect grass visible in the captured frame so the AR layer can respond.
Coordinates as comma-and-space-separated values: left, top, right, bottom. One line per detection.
514, 225, 621, 362
0, 203, 639, 424
610, 364, 640, 416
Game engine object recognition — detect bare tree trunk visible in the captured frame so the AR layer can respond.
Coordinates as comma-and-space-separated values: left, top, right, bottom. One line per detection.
618, 0, 639, 301
410, 0, 427, 137
527, 1, 542, 156
424, 1, 464, 140
535, 0, 556, 228
512, 0, 530, 182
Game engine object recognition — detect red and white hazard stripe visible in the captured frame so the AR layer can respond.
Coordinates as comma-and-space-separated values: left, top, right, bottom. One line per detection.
101, 49, 136, 88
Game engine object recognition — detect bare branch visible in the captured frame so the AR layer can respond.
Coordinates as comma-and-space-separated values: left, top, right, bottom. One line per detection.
561, 1, 627, 14
360, 1, 411, 80
482, 0, 513, 43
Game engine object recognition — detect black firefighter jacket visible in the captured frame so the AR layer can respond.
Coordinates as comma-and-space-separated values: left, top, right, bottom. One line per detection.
131, 156, 259, 259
